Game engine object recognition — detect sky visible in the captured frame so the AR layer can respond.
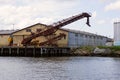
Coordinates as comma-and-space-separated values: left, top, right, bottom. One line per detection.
0, 0, 120, 38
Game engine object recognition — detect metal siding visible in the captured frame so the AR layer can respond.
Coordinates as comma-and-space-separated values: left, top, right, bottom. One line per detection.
103, 38, 107, 45
78, 34, 83, 46
68, 32, 76, 47
68, 31, 107, 47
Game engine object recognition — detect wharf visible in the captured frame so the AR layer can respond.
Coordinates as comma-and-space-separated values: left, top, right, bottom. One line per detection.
0, 46, 70, 57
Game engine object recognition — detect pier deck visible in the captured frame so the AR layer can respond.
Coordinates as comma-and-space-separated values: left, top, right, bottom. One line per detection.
0, 46, 70, 57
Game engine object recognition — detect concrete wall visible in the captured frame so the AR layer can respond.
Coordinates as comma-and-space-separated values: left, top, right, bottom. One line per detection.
0, 35, 10, 46
68, 32, 107, 47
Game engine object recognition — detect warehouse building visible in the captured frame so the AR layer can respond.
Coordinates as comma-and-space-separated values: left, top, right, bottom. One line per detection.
114, 22, 120, 46
0, 30, 15, 46
67, 29, 108, 47
0, 23, 110, 47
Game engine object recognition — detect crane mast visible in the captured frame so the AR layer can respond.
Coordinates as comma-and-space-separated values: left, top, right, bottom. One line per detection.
21, 12, 91, 46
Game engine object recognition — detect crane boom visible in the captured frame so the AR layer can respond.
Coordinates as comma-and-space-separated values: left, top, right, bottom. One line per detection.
49, 12, 91, 27
21, 12, 91, 46
39, 33, 66, 46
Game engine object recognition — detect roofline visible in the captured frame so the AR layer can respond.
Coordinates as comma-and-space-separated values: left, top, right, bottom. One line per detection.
0, 30, 17, 35
59, 28, 69, 32
8, 23, 108, 38
0, 34, 10, 35
11, 23, 48, 34
114, 22, 120, 24
61, 28, 108, 38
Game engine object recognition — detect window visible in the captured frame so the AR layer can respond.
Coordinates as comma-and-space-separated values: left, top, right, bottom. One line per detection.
80, 34, 83, 37
89, 36, 92, 38
85, 35, 87, 38
97, 37, 99, 39
93, 36, 95, 39
100, 37, 103, 40
36, 29, 42, 32
0, 35, 3, 37
26, 29, 31, 32
75, 33, 78, 37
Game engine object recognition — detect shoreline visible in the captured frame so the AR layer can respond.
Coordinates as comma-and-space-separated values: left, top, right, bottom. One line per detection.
70, 46, 120, 57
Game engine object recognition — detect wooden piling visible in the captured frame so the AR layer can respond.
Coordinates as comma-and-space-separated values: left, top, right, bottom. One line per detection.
0, 46, 70, 57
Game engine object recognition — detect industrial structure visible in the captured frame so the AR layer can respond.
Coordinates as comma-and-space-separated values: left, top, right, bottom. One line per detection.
114, 22, 120, 46
0, 12, 110, 47
21, 12, 91, 46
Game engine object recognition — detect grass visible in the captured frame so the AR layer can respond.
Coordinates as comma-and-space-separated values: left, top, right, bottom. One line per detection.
78, 46, 95, 52
98, 46, 120, 52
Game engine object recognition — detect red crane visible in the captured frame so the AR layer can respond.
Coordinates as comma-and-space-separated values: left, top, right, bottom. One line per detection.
39, 33, 66, 46
21, 12, 91, 46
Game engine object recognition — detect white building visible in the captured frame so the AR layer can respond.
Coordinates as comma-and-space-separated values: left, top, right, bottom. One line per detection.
114, 22, 120, 46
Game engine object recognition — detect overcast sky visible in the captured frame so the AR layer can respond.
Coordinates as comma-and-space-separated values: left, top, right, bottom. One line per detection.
0, 0, 120, 38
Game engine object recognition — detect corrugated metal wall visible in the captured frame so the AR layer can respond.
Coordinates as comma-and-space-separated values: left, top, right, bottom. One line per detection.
68, 32, 107, 47
114, 22, 120, 46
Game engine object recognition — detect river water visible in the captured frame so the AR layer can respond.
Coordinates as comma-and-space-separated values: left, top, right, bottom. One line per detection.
0, 57, 120, 80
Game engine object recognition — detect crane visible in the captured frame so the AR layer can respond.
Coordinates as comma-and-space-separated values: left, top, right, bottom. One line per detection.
39, 33, 66, 46
21, 12, 91, 46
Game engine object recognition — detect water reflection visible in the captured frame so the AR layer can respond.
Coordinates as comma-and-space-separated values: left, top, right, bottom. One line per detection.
0, 57, 120, 80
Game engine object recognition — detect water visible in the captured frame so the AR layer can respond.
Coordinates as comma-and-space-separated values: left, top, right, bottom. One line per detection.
0, 57, 120, 80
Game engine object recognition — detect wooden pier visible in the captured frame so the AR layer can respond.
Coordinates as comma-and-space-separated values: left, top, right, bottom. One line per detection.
0, 46, 70, 57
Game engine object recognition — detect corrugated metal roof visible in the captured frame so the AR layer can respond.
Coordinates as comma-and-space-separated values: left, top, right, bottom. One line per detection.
114, 22, 120, 24
0, 30, 18, 35
61, 28, 106, 37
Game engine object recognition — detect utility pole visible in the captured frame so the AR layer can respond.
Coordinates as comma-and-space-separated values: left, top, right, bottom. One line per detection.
13, 24, 14, 31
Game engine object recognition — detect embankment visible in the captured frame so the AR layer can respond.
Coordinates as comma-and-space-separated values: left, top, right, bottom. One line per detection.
70, 46, 120, 57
